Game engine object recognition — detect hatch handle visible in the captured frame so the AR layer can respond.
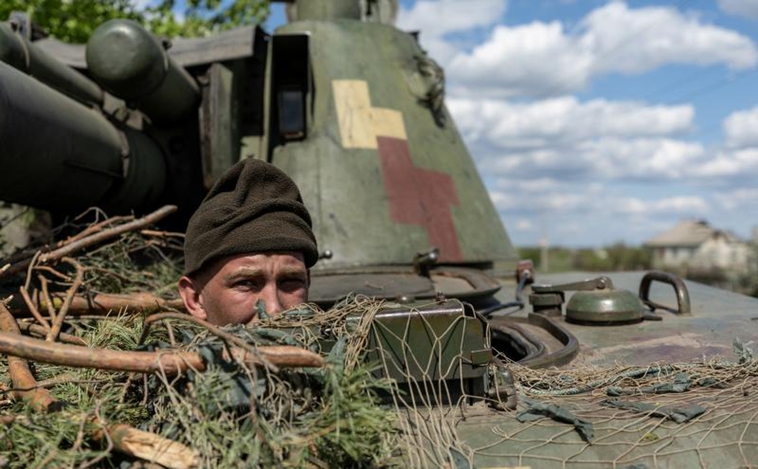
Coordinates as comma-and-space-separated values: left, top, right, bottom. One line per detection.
413, 248, 439, 278
639, 271, 691, 316
532, 276, 613, 293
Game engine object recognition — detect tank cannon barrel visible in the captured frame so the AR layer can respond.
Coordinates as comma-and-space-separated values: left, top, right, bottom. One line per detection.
0, 22, 104, 106
86, 20, 200, 126
0, 61, 166, 213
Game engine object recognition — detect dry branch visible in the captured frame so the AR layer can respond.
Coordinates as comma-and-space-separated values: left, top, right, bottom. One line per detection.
8, 291, 186, 318
1, 205, 177, 279
0, 415, 16, 426
0, 303, 57, 411
19, 285, 52, 331
18, 321, 87, 346
98, 424, 199, 469
1, 304, 201, 468
0, 332, 325, 374
64, 215, 133, 245
141, 312, 264, 359
46, 257, 84, 342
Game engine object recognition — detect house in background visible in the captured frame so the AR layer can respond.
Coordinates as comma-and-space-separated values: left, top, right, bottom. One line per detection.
644, 220, 752, 274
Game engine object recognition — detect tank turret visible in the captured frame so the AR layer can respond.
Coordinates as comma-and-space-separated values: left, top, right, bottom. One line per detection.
268, 1, 517, 272
0, 0, 516, 304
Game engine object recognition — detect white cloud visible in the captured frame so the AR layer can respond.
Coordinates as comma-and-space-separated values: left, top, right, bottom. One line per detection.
616, 196, 710, 215
449, 96, 694, 149
718, 0, 758, 21
715, 188, 758, 210
515, 219, 534, 231
723, 106, 758, 148
578, 138, 706, 179
491, 180, 707, 217
477, 136, 708, 182
397, 0, 507, 62
488, 178, 713, 243
448, 93, 707, 182
399, 1, 758, 247
692, 148, 758, 177
448, 2, 757, 97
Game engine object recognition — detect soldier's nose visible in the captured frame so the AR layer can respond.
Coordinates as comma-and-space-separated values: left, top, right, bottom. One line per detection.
260, 287, 283, 317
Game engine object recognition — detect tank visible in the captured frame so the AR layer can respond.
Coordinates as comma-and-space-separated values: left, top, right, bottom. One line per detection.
2, 2, 758, 467
1, 3, 516, 304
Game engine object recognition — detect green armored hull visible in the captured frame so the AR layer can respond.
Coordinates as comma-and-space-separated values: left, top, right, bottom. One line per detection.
1, 1, 758, 468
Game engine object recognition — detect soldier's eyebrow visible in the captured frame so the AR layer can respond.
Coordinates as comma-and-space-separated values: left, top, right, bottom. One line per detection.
224, 266, 265, 282
223, 265, 306, 282
277, 266, 307, 277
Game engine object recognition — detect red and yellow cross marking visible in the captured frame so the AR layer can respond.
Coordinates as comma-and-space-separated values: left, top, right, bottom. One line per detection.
332, 79, 463, 262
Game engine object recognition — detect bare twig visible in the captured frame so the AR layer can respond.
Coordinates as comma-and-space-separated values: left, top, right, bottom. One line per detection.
140, 229, 185, 238
46, 257, 84, 342
141, 312, 262, 359
2, 205, 177, 279
34, 265, 72, 282
0, 303, 56, 411
0, 331, 325, 374
0, 305, 199, 468
37, 274, 58, 322
18, 321, 87, 346
3, 378, 108, 395
9, 291, 185, 318
18, 285, 51, 334
23, 251, 41, 292
64, 215, 133, 245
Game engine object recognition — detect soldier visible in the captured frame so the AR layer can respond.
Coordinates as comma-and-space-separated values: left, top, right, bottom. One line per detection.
177, 158, 318, 325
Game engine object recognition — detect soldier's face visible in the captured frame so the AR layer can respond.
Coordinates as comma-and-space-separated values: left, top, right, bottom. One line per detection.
179, 251, 309, 325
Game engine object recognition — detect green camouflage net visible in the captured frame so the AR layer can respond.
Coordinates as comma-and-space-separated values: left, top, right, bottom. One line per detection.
463, 352, 758, 468
0, 298, 402, 468
1, 225, 757, 468
2, 292, 758, 468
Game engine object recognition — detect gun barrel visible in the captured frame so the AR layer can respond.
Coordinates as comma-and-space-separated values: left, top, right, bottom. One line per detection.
0, 23, 104, 106
0, 61, 166, 213
86, 20, 200, 125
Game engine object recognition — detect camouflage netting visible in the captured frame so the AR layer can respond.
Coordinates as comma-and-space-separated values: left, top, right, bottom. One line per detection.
1, 209, 757, 469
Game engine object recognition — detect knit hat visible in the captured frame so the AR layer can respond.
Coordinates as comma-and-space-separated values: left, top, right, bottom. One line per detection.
184, 158, 318, 275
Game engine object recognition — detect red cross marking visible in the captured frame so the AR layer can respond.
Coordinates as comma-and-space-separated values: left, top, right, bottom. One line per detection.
377, 136, 463, 262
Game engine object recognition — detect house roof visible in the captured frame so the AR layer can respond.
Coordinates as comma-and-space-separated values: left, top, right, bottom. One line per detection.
644, 220, 742, 247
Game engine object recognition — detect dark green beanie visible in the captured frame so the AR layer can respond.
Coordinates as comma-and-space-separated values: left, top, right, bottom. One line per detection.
184, 158, 318, 276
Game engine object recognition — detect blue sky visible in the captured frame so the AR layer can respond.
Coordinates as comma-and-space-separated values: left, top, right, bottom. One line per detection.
267, 1, 758, 248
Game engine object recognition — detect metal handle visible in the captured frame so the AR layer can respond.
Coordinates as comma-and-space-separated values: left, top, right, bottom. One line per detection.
638, 271, 691, 316
532, 276, 613, 293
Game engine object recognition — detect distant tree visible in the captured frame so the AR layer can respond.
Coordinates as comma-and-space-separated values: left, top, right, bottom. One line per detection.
605, 242, 651, 271
145, 0, 269, 38
0, 0, 268, 43
0, 0, 143, 42
573, 249, 608, 271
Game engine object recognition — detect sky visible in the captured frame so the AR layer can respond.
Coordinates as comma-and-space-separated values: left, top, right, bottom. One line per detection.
266, 1, 758, 248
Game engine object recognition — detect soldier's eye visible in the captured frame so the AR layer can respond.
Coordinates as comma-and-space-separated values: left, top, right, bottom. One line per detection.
233, 279, 259, 290
280, 278, 306, 290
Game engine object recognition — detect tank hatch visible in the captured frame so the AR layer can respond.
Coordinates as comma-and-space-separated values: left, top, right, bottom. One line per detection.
309, 266, 501, 308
